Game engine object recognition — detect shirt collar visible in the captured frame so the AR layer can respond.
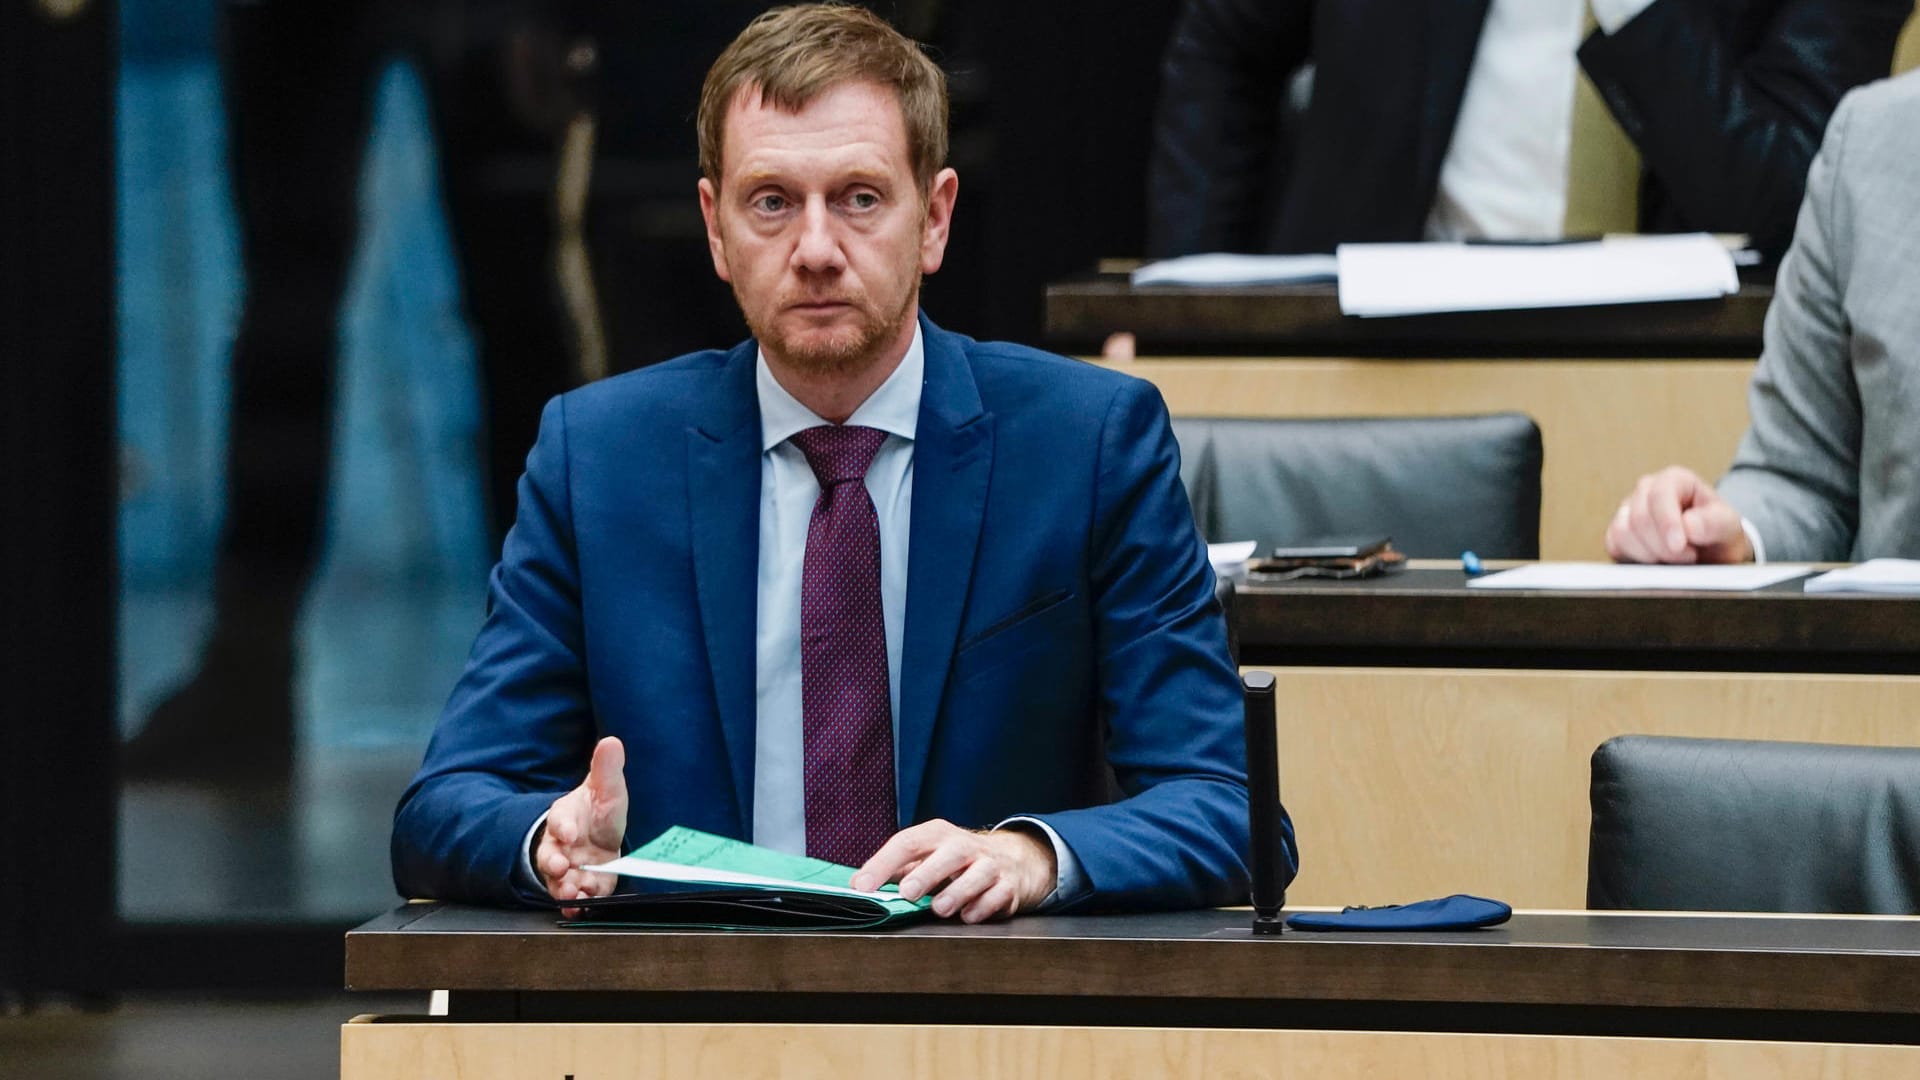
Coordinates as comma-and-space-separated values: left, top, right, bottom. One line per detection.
756, 321, 923, 453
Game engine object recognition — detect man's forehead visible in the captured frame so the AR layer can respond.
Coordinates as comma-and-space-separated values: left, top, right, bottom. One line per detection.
726, 76, 897, 118
719, 79, 909, 166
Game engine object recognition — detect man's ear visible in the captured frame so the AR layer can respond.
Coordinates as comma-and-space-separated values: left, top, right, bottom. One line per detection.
698, 177, 732, 283
919, 167, 959, 276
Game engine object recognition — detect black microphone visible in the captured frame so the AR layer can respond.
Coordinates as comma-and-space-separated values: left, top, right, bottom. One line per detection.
1243, 670, 1285, 934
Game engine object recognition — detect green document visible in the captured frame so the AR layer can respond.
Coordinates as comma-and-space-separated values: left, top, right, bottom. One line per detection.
564, 826, 932, 931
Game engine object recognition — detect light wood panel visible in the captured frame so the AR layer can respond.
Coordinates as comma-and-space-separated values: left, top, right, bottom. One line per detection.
1256, 667, 1920, 910
1095, 357, 1756, 560
341, 1020, 1920, 1079
1896, 10, 1920, 75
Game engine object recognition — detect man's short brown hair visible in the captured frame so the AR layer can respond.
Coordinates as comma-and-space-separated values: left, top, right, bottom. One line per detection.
698, 3, 949, 193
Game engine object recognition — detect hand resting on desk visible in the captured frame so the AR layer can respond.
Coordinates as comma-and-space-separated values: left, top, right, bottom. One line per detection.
1606, 466, 1754, 565
853, 818, 1058, 924
538, 740, 1057, 922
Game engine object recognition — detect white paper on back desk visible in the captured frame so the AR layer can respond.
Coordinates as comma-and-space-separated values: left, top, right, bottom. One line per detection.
1466, 562, 1812, 591
1804, 560, 1920, 594
1129, 253, 1339, 287
1334, 233, 1739, 317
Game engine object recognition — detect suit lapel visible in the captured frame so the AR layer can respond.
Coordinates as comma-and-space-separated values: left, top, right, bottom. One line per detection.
687, 339, 762, 836
1418, 0, 1494, 193
897, 318, 993, 823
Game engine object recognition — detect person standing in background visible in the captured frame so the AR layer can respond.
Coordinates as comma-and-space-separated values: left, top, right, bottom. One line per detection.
1148, 0, 1910, 262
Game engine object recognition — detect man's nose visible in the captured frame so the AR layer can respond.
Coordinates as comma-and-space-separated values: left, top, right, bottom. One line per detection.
791, 198, 846, 273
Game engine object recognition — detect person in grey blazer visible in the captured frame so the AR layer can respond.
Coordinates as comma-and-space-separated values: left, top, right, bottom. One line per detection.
1607, 70, 1920, 565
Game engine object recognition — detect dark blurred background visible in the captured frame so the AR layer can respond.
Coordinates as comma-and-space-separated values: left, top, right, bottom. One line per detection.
2, 0, 1183, 1001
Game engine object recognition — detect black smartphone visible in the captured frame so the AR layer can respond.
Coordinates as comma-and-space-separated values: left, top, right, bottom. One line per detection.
1268, 536, 1392, 560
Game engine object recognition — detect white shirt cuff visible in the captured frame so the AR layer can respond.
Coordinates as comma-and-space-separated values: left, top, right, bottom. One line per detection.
995, 815, 1091, 911
1741, 517, 1768, 564
518, 809, 551, 892
1589, 0, 1659, 35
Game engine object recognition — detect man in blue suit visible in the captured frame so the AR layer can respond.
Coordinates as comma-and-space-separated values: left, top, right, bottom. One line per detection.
392, 3, 1295, 919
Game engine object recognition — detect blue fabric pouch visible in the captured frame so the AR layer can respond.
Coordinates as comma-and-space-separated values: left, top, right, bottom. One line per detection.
1284, 894, 1512, 932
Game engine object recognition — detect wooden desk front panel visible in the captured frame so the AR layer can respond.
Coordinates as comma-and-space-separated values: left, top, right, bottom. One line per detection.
341, 1020, 1920, 1080
1095, 357, 1756, 561
1261, 666, 1920, 909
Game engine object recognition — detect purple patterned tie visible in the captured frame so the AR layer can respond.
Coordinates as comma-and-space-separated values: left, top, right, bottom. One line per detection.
789, 424, 895, 867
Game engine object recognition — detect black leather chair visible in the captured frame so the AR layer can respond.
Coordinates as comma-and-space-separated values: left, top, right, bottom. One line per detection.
1171, 413, 1542, 559
1588, 735, 1920, 914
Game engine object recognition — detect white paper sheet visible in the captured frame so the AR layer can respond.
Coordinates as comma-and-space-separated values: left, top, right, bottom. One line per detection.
583, 855, 901, 901
1804, 559, 1920, 595
1466, 562, 1812, 592
1207, 540, 1258, 574
1335, 233, 1739, 317
1130, 253, 1339, 287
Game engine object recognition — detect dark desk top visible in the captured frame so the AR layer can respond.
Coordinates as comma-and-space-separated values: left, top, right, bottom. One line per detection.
348, 904, 1920, 1021
1043, 276, 1772, 358
1231, 567, 1920, 672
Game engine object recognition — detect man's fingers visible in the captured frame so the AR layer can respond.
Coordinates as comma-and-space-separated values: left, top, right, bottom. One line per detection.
1628, 480, 1689, 564
1624, 482, 1662, 560
547, 809, 579, 848
547, 866, 617, 903
1645, 470, 1697, 557
851, 820, 947, 892
960, 880, 1017, 924
1605, 505, 1646, 563
1683, 504, 1753, 562
586, 737, 627, 805
929, 855, 1000, 917
898, 840, 976, 902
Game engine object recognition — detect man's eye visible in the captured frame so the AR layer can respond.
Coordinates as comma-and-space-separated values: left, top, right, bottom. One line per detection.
753, 194, 787, 213
848, 191, 880, 210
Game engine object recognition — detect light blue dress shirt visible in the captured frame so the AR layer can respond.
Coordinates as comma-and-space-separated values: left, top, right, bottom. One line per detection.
750, 328, 920, 851
751, 324, 1086, 907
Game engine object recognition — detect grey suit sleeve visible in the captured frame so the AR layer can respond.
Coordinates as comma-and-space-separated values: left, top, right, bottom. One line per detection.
1714, 91, 1862, 563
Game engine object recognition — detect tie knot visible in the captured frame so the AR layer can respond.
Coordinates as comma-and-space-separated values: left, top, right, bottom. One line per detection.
789, 424, 888, 487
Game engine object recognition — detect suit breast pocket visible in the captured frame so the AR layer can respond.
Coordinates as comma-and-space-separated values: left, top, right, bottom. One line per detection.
950, 588, 1078, 688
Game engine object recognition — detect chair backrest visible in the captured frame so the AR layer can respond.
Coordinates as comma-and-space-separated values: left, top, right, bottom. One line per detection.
1171, 413, 1542, 559
1588, 735, 1920, 914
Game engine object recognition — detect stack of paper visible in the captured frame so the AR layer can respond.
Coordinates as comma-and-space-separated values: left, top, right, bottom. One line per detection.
1466, 562, 1811, 591
1804, 560, 1920, 595
1335, 233, 1739, 317
575, 826, 931, 930
1130, 253, 1339, 287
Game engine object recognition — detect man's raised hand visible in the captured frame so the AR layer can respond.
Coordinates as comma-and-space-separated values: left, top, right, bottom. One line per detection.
536, 736, 628, 908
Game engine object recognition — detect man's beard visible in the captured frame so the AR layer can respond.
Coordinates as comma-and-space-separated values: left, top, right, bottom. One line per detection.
744, 276, 919, 378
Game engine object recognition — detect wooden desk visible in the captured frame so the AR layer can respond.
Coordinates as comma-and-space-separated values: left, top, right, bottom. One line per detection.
1235, 567, 1920, 673
341, 904, 1920, 1078
1044, 278, 1772, 359
1048, 277, 1766, 560
1230, 569, 1920, 909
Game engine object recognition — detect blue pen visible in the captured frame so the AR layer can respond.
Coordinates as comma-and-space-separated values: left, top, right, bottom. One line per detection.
1461, 550, 1484, 576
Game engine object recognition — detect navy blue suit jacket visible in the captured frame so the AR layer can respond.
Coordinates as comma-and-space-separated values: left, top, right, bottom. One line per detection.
391, 317, 1295, 910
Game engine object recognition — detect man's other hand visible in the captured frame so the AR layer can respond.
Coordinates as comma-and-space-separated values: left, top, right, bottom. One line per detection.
1606, 466, 1754, 564
536, 736, 628, 910
850, 819, 1057, 923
